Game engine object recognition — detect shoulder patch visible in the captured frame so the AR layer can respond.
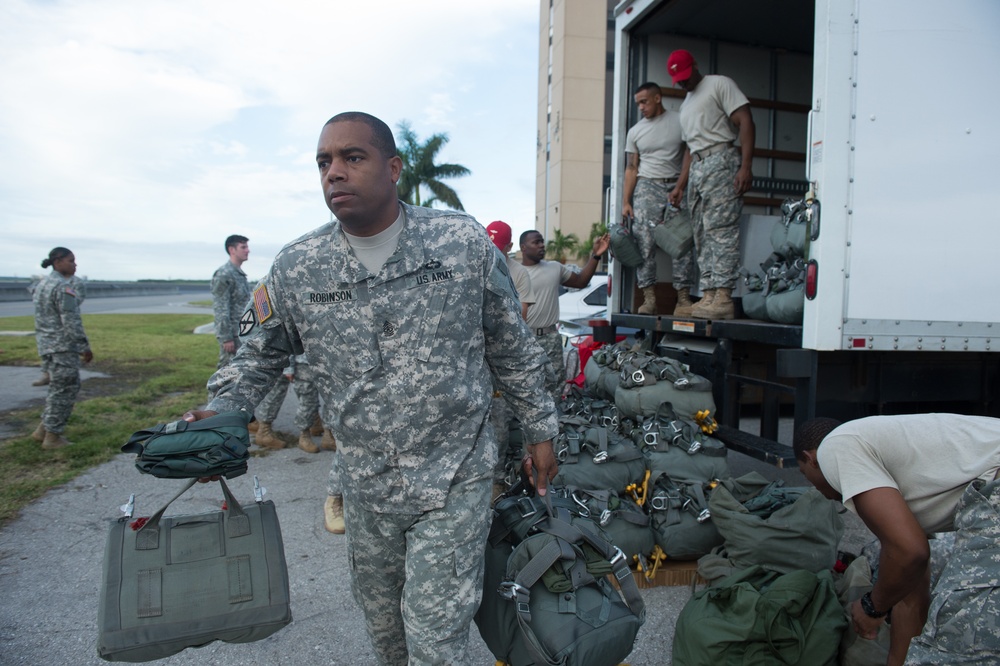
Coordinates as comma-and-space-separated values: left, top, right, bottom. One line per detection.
239, 309, 256, 336
64, 287, 78, 297
253, 284, 273, 323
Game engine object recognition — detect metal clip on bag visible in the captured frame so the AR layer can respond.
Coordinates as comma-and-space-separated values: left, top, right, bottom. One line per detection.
122, 411, 251, 479
97, 478, 292, 662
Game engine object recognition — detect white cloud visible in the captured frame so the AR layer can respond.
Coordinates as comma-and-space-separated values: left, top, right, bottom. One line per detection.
0, 0, 540, 279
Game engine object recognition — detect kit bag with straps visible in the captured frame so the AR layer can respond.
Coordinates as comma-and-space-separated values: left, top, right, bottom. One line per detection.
551, 415, 647, 493
653, 205, 694, 259
708, 476, 844, 574
614, 353, 715, 421
609, 218, 644, 268
121, 411, 251, 479
738, 268, 769, 321
566, 486, 655, 562
97, 478, 292, 661
647, 472, 723, 560
671, 565, 846, 666
635, 403, 730, 484
475, 492, 646, 666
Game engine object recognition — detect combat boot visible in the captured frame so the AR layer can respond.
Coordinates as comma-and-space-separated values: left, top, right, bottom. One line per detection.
42, 431, 72, 449
673, 288, 695, 317
637, 286, 657, 315
320, 428, 337, 451
32, 372, 50, 387
309, 414, 324, 436
694, 288, 735, 320
31, 423, 46, 442
298, 430, 320, 454
248, 420, 259, 434
255, 422, 287, 450
690, 289, 716, 319
324, 495, 346, 534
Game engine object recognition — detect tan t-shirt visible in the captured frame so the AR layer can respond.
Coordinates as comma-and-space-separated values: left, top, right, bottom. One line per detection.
522, 260, 577, 329
508, 258, 535, 305
817, 414, 1000, 534
678, 74, 750, 154
625, 110, 684, 179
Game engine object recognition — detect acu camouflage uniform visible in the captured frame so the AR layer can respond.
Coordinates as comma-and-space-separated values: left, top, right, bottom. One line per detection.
33, 272, 91, 434
35, 275, 86, 379
905, 478, 1000, 665
207, 203, 558, 666
688, 147, 743, 290
632, 179, 696, 290
210, 259, 251, 368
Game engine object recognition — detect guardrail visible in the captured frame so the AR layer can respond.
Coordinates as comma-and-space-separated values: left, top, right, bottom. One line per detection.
0, 280, 210, 302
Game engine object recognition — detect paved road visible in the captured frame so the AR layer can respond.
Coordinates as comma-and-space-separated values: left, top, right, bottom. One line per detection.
0, 296, 872, 665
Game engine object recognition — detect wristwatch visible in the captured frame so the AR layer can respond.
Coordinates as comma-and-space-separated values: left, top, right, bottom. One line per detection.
860, 591, 890, 619
592, 254, 602, 262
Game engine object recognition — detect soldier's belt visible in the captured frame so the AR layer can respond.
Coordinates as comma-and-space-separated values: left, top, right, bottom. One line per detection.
534, 325, 558, 336
692, 142, 734, 162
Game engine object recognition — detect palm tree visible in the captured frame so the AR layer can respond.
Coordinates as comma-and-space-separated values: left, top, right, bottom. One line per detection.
546, 229, 580, 264
575, 221, 609, 262
395, 121, 471, 210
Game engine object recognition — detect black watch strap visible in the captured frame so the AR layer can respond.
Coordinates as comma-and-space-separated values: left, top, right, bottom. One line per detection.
861, 591, 889, 618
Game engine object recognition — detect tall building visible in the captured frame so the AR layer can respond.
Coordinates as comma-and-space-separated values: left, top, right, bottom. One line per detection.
535, 0, 615, 263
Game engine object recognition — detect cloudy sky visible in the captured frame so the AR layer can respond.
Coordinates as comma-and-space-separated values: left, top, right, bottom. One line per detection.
1, 0, 541, 281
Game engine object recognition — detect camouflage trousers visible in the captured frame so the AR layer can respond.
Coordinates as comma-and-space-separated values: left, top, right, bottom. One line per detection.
905, 478, 1000, 665
343, 476, 491, 666
632, 178, 696, 290
255, 375, 290, 423
41, 352, 80, 434
689, 146, 744, 290
537, 330, 565, 402
291, 362, 321, 432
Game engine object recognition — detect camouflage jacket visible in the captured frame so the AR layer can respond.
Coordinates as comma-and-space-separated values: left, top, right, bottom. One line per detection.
33, 271, 90, 356
211, 260, 251, 343
208, 204, 558, 512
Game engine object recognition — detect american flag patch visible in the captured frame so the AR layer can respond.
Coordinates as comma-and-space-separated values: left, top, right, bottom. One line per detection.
253, 284, 273, 323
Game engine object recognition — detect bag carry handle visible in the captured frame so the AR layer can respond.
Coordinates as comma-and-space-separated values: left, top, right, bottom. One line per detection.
134, 478, 250, 550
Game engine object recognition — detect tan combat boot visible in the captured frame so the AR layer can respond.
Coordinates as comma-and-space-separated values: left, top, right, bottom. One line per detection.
693, 288, 735, 320
32, 372, 50, 387
309, 414, 324, 436
31, 423, 46, 442
255, 422, 287, 449
42, 431, 72, 449
298, 430, 320, 454
673, 288, 695, 317
637, 286, 657, 315
248, 420, 259, 434
690, 289, 716, 319
324, 495, 346, 534
320, 429, 337, 451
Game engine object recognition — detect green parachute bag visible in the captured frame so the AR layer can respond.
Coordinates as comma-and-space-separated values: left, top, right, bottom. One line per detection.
609, 221, 644, 268
653, 205, 695, 259
672, 566, 846, 666
551, 416, 647, 493
476, 493, 646, 666
122, 411, 251, 479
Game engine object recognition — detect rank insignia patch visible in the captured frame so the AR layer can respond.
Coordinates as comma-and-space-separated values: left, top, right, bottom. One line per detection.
253, 284, 273, 323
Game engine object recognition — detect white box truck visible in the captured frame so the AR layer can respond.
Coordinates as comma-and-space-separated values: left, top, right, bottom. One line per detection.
606, 0, 1000, 465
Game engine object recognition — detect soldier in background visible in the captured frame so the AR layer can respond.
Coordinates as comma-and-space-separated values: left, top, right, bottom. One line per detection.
184, 112, 558, 664
211, 234, 251, 369
30, 274, 86, 386
622, 81, 696, 316
31, 247, 93, 449
667, 49, 755, 320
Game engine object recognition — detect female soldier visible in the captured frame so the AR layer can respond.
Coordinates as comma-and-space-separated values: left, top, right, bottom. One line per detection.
31, 248, 93, 449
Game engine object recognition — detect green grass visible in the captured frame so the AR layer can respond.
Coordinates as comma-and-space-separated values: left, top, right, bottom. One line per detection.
0, 314, 217, 526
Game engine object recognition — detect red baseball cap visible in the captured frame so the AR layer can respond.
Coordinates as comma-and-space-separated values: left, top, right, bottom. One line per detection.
667, 49, 695, 84
486, 220, 512, 250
